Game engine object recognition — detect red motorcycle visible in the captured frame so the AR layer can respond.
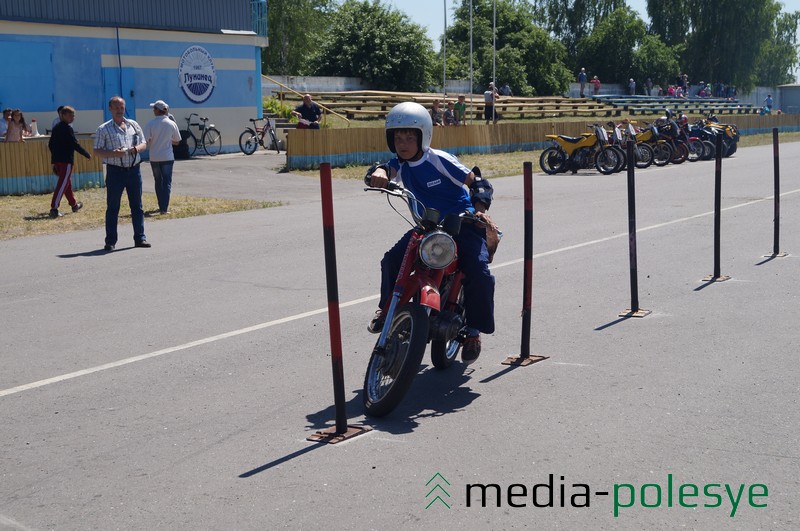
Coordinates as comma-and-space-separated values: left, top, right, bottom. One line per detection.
362, 183, 488, 417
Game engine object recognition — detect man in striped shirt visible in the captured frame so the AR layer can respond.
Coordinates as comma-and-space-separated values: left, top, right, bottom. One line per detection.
93, 96, 149, 251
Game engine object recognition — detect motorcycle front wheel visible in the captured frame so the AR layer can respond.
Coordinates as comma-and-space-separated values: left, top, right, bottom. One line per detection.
363, 303, 429, 417
539, 147, 567, 174
595, 148, 620, 175
687, 139, 705, 162
634, 142, 655, 169
652, 143, 673, 167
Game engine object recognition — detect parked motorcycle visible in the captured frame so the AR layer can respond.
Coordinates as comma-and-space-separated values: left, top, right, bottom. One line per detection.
606, 121, 655, 170
704, 114, 739, 157
361, 183, 490, 417
539, 124, 621, 175
636, 121, 674, 167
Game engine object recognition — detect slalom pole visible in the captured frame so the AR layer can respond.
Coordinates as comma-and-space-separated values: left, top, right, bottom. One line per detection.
702, 134, 730, 282
503, 162, 548, 366
307, 163, 370, 444
619, 140, 650, 318
766, 128, 788, 258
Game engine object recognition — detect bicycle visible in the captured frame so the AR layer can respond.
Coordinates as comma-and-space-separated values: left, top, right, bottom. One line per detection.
183, 113, 223, 157
238, 117, 280, 155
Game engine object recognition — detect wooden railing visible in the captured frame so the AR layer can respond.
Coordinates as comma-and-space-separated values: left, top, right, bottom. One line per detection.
263, 75, 351, 126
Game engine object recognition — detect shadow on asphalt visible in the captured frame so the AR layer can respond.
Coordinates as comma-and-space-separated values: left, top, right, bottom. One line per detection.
58, 247, 131, 258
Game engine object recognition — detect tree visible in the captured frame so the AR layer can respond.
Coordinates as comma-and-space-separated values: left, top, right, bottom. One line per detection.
754, 9, 800, 86
263, 0, 334, 75
308, 0, 435, 91
445, 0, 571, 95
533, 0, 626, 70
646, 0, 689, 47
631, 35, 681, 90
575, 7, 646, 85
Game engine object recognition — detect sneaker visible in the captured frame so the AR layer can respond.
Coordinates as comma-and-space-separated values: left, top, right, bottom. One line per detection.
49, 209, 61, 218
71, 202, 83, 213
103, 244, 115, 251
461, 335, 482, 365
134, 240, 152, 248
367, 309, 385, 334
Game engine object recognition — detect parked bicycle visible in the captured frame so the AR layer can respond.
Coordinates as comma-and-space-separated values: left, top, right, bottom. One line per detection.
183, 113, 222, 156
238, 117, 280, 155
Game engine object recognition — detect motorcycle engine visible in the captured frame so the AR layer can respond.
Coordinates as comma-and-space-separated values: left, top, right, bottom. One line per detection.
429, 310, 464, 342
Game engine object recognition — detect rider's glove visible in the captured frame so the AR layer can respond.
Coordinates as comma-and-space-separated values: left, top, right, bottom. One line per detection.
470, 171, 494, 210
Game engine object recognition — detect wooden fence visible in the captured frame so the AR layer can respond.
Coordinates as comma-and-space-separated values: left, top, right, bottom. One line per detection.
1, 135, 103, 195
286, 114, 800, 170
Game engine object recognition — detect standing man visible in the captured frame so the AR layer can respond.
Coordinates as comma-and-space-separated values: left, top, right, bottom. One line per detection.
292, 94, 322, 129
483, 82, 500, 125
578, 68, 587, 98
144, 100, 181, 215
48, 106, 91, 218
93, 96, 149, 251
628, 78, 637, 96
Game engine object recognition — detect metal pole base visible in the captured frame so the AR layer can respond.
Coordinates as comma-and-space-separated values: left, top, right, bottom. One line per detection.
501, 355, 549, 366
762, 252, 789, 258
701, 275, 731, 282
618, 308, 651, 318
306, 425, 372, 444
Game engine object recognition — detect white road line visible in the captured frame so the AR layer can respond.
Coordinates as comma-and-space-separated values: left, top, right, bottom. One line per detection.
2, 188, 799, 399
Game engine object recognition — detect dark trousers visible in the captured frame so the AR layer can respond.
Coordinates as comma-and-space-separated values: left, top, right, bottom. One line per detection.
379, 225, 495, 334
51, 162, 77, 209
105, 164, 146, 246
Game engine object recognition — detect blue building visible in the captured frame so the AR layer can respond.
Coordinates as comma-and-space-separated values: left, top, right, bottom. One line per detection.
0, 0, 267, 151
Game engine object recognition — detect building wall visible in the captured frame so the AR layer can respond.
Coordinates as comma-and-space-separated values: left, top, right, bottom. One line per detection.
0, 20, 264, 155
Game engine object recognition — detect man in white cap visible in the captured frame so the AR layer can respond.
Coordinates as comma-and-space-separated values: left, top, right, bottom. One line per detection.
143, 100, 181, 214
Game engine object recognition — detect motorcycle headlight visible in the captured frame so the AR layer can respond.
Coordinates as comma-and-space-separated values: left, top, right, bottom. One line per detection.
419, 231, 456, 269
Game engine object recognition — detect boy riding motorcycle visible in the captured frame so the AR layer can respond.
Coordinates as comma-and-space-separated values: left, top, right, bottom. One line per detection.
365, 102, 497, 365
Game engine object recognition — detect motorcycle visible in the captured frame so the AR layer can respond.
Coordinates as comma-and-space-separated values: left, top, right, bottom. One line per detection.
361, 182, 492, 417
606, 121, 655, 170
636, 121, 674, 167
539, 124, 621, 175
704, 114, 739, 157
655, 117, 690, 164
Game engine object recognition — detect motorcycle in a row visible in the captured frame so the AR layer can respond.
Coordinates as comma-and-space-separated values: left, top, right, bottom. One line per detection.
539, 112, 739, 175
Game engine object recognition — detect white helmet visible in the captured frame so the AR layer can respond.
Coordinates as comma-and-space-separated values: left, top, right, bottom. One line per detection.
385, 102, 432, 157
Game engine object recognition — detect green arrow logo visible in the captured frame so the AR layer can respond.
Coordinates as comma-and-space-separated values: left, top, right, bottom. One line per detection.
425, 472, 452, 509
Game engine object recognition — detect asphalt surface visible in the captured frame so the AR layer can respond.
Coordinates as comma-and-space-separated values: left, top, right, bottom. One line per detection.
1, 143, 799, 530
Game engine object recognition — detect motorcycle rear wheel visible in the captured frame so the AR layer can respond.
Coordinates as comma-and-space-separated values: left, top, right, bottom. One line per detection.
671, 143, 689, 164
363, 303, 429, 417
430, 284, 465, 370
539, 147, 567, 175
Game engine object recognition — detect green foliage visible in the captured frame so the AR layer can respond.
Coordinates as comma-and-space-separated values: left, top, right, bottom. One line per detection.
646, 0, 689, 47
262, 97, 294, 120
263, 0, 335, 75
533, 0, 626, 70
447, 0, 571, 95
632, 35, 681, 88
576, 7, 646, 85
308, 0, 435, 91
754, 10, 800, 86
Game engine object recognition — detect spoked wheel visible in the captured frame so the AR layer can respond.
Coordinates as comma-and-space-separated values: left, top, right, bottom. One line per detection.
610, 146, 626, 172
185, 134, 197, 157
670, 142, 688, 164
238, 129, 258, 155
634, 142, 655, 169
595, 148, 620, 175
687, 139, 705, 162
268, 128, 281, 154
363, 303, 429, 417
652, 142, 673, 167
539, 147, 567, 174
430, 284, 465, 370
202, 127, 222, 156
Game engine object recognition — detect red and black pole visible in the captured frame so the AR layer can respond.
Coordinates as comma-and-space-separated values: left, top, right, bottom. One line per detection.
503, 162, 547, 366
307, 163, 370, 443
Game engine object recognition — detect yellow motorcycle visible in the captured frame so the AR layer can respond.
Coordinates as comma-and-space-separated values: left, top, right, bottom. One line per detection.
540, 124, 622, 175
